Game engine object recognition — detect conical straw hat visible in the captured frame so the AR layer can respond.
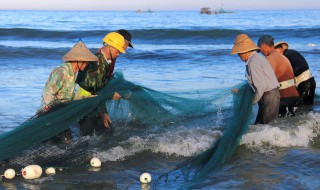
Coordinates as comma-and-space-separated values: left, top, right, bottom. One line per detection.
274, 41, 289, 50
231, 34, 259, 54
62, 41, 98, 61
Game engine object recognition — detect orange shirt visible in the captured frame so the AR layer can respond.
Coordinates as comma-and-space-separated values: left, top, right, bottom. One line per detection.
266, 51, 299, 98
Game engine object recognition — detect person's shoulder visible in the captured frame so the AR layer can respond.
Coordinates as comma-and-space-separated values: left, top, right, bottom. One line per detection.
286, 49, 303, 57
287, 49, 298, 52
51, 63, 69, 76
271, 51, 287, 60
250, 51, 266, 61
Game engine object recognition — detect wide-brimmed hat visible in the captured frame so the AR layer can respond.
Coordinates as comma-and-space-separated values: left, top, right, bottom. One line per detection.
274, 41, 289, 50
231, 34, 259, 54
62, 40, 98, 62
116, 29, 133, 48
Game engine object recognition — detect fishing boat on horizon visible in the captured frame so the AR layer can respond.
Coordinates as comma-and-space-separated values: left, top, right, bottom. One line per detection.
136, 8, 155, 13
200, 3, 232, 15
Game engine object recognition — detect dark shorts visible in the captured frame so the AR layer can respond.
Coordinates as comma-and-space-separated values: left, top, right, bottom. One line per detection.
297, 77, 316, 105
255, 88, 280, 124
279, 96, 300, 117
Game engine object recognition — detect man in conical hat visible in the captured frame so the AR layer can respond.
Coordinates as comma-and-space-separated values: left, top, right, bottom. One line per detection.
231, 34, 280, 124
38, 40, 98, 113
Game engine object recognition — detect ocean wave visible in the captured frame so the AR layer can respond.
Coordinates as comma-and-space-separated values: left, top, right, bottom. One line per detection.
96, 127, 221, 162
0, 28, 239, 40
1, 28, 319, 42
0, 45, 67, 59
241, 112, 320, 153
0, 28, 109, 40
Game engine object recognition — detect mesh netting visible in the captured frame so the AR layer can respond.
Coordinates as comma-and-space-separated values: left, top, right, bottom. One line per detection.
0, 72, 232, 166
155, 82, 255, 188
8, 137, 90, 167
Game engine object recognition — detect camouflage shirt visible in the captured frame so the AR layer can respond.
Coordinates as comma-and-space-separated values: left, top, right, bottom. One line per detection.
40, 62, 76, 109
76, 50, 115, 95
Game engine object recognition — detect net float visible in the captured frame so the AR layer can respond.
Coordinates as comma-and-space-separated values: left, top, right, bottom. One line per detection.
140, 172, 152, 183
45, 167, 56, 175
3, 169, 16, 179
90, 157, 101, 168
22, 165, 43, 179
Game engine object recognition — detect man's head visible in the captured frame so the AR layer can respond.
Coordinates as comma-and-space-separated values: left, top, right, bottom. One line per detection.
102, 32, 126, 59
116, 29, 133, 50
231, 34, 259, 62
274, 41, 289, 54
62, 40, 98, 71
257, 35, 275, 56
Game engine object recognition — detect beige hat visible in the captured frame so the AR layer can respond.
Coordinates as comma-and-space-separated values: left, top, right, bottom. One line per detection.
231, 34, 259, 54
274, 41, 289, 50
62, 40, 98, 62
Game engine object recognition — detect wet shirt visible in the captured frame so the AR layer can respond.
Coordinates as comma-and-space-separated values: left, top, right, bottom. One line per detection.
40, 62, 76, 109
266, 51, 299, 98
283, 49, 309, 77
246, 51, 279, 104
76, 50, 115, 95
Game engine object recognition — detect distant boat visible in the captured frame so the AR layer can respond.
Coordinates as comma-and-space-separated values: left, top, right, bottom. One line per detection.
136, 8, 155, 14
200, 4, 232, 15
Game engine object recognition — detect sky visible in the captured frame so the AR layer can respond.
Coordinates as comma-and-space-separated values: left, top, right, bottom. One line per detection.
1, 0, 320, 11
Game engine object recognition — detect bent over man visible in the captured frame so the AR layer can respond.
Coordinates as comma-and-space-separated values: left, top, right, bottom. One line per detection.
76, 30, 133, 136
275, 41, 316, 105
231, 34, 280, 124
39, 40, 98, 113
258, 35, 300, 117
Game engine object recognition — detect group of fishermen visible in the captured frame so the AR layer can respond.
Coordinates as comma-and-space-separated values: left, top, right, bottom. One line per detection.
38, 31, 316, 141
231, 34, 316, 124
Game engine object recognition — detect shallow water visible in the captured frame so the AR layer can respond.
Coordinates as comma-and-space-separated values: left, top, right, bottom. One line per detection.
0, 10, 320, 189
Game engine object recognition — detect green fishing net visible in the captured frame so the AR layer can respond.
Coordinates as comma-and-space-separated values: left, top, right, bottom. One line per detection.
0, 72, 231, 167
0, 71, 254, 182
155, 82, 255, 188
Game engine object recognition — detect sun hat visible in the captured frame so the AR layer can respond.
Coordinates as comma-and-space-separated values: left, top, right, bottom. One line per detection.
257, 35, 274, 47
62, 40, 98, 62
231, 34, 259, 54
116, 29, 133, 48
274, 41, 289, 50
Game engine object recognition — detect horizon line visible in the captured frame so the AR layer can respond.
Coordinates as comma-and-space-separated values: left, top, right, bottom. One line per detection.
0, 8, 319, 12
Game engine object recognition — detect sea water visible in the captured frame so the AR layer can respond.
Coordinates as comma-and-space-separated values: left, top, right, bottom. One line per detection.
0, 10, 320, 189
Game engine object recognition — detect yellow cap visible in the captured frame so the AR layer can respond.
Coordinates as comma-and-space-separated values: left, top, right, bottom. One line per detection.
103, 32, 126, 54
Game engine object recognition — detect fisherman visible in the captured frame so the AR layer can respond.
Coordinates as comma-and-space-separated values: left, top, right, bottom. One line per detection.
231, 34, 280, 124
274, 41, 316, 105
76, 30, 133, 136
37, 40, 98, 142
38, 40, 98, 113
258, 35, 300, 117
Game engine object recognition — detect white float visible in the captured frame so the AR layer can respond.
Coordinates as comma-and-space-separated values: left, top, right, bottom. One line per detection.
3, 169, 16, 179
22, 165, 43, 179
140, 172, 152, 183
90, 157, 101, 168
45, 167, 56, 175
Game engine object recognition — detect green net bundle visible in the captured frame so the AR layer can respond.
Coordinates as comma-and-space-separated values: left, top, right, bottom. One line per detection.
155, 82, 255, 188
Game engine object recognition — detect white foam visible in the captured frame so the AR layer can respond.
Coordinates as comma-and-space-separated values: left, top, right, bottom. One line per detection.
241, 112, 320, 152
98, 127, 221, 162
